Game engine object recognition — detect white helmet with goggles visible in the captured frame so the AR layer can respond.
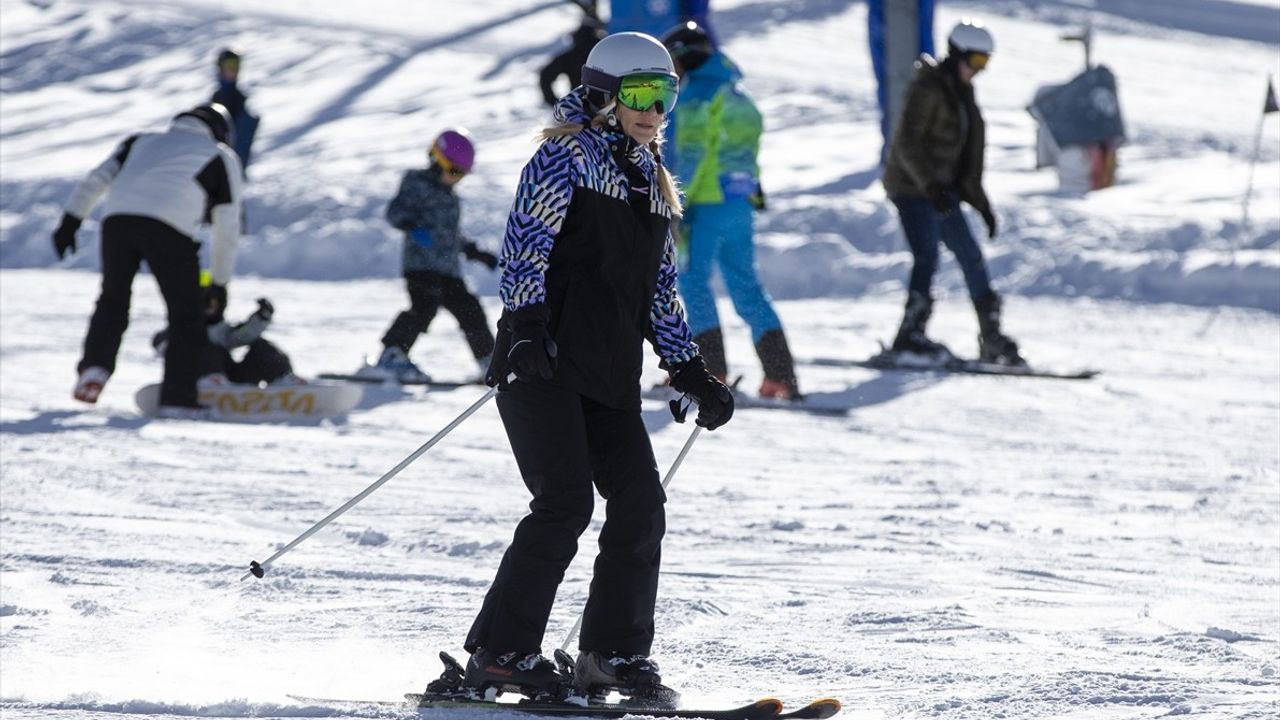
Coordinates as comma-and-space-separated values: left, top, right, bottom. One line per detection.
948, 18, 994, 55
581, 32, 680, 114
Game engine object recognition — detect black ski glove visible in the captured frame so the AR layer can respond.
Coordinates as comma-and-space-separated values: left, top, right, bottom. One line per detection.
463, 242, 499, 270
668, 356, 735, 431
506, 304, 557, 382
925, 182, 952, 215
204, 283, 228, 323
980, 207, 997, 239
52, 213, 81, 260
253, 297, 274, 322
748, 182, 766, 212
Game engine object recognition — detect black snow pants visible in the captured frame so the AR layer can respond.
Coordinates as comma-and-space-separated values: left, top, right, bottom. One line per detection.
381, 270, 494, 362
465, 379, 667, 657
79, 215, 206, 408
207, 338, 294, 385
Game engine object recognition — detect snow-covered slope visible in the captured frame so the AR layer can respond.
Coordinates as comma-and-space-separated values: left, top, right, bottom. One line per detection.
2, 270, 1278, 720
2, 0, 1278, 309
2, 1, 1279, 719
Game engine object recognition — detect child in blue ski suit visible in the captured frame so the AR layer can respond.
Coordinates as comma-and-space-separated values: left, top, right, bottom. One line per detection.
663, 23, 801, 399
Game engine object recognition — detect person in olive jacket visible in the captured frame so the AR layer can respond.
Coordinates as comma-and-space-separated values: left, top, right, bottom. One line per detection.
882, 18, 1024, 366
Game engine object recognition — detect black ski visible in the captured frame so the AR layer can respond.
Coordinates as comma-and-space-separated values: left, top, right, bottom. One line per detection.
805, 354, 1099, 380
642, 385, 850, 417
366, 651, 841, 719
317, 372, 484, 388
408, 693, 787, 719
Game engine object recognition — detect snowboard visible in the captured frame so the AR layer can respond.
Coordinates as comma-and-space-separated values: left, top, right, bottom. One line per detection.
807, 351, 1100, 380
135, 379, 362, 422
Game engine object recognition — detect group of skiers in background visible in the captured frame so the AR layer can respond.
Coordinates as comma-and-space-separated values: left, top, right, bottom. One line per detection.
49, 8, 1025, 702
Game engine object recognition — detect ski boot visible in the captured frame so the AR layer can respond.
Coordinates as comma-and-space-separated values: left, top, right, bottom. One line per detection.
755, 328, 801, 401
975, 294, 1026, 367
889, 291, 952, 364
692, 328, 728, 381
356, 346, 431, 383
573, 651, 680, 709
462, 648, 565, 700
73, 366, 110, 404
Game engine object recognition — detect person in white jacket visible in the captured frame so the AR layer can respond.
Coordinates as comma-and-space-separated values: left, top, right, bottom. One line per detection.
53, 103, 243, 417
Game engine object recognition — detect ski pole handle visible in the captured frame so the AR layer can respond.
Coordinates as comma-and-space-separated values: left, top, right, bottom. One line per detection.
242, 381, 504, 581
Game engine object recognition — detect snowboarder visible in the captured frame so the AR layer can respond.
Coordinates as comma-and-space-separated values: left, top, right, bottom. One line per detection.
661, 20, 801, 400
152, 287, 299, 387
361, 129, 498, 383
538, 1, 606, 107
53, 102, 243, 418
460, 31, 734, 700
881, 18, 1024, 365
211, 48, 260, 174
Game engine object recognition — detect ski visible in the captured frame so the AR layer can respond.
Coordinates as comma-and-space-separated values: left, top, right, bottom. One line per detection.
288, 693, 839, 719
805, 354, 1099, 380
777, 698, 842, 719
407, 693, 788, 719
317, 372, 484, 389
642, 385, 850, 417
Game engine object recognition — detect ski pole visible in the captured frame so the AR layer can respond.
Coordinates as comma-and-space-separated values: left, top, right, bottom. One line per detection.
558, 421, 704, 652
242, 382, 502, 581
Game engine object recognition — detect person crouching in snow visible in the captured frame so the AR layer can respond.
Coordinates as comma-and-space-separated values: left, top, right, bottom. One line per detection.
152, 286, 299, 386
364, 129, 498, 383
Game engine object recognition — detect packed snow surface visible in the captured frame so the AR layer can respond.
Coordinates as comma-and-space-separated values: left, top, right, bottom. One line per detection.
2, 0, 1278, 719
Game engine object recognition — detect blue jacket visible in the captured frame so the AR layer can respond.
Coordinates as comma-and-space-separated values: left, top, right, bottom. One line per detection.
667, 51, 762, 206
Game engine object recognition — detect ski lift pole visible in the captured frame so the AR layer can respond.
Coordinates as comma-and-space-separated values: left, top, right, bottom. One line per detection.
558, 420, 704, 653
241, 382, 503, 581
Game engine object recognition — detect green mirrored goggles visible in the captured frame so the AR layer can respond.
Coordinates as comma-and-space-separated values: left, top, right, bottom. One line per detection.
617, 73, 679, 114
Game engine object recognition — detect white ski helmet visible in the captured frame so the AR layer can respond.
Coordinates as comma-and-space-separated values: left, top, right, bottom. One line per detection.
948, 18, 995, 55
581, 31, 677, 100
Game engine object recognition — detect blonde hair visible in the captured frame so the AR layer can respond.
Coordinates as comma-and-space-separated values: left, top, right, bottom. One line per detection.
538, 104, 683, 217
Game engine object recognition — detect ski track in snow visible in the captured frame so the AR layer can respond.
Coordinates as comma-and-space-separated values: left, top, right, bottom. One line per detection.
2, 271, 1278, 719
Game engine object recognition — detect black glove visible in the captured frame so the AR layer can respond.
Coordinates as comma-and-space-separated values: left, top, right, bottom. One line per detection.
980, 207, 997, 239
668, 356, 735, 431
506, 304, 557, 382
925, 182, 952, 215
204, 283, 228, 323
253, 297, 274, 322
463, 242, 499, 270
52, 213, 81, 260
748, 183, 766, 212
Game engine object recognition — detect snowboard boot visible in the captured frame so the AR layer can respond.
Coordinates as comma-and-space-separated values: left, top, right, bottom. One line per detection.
975, 294, 1026, 367
692, 328, 728, 383
755, 328, 800, 400
463, 649, 563, 698
574, 651, 677, 707
73, 366, 110, 404
891, 291, 951, 359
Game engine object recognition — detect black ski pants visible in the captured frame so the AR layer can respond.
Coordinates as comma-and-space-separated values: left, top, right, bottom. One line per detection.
79, 215, 206, 407
465, 379, 666, 657
207, 339, 293, 384
381, 270, 494, 362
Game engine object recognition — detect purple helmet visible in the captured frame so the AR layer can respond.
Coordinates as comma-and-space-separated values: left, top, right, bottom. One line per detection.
430, 128, 475, 173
